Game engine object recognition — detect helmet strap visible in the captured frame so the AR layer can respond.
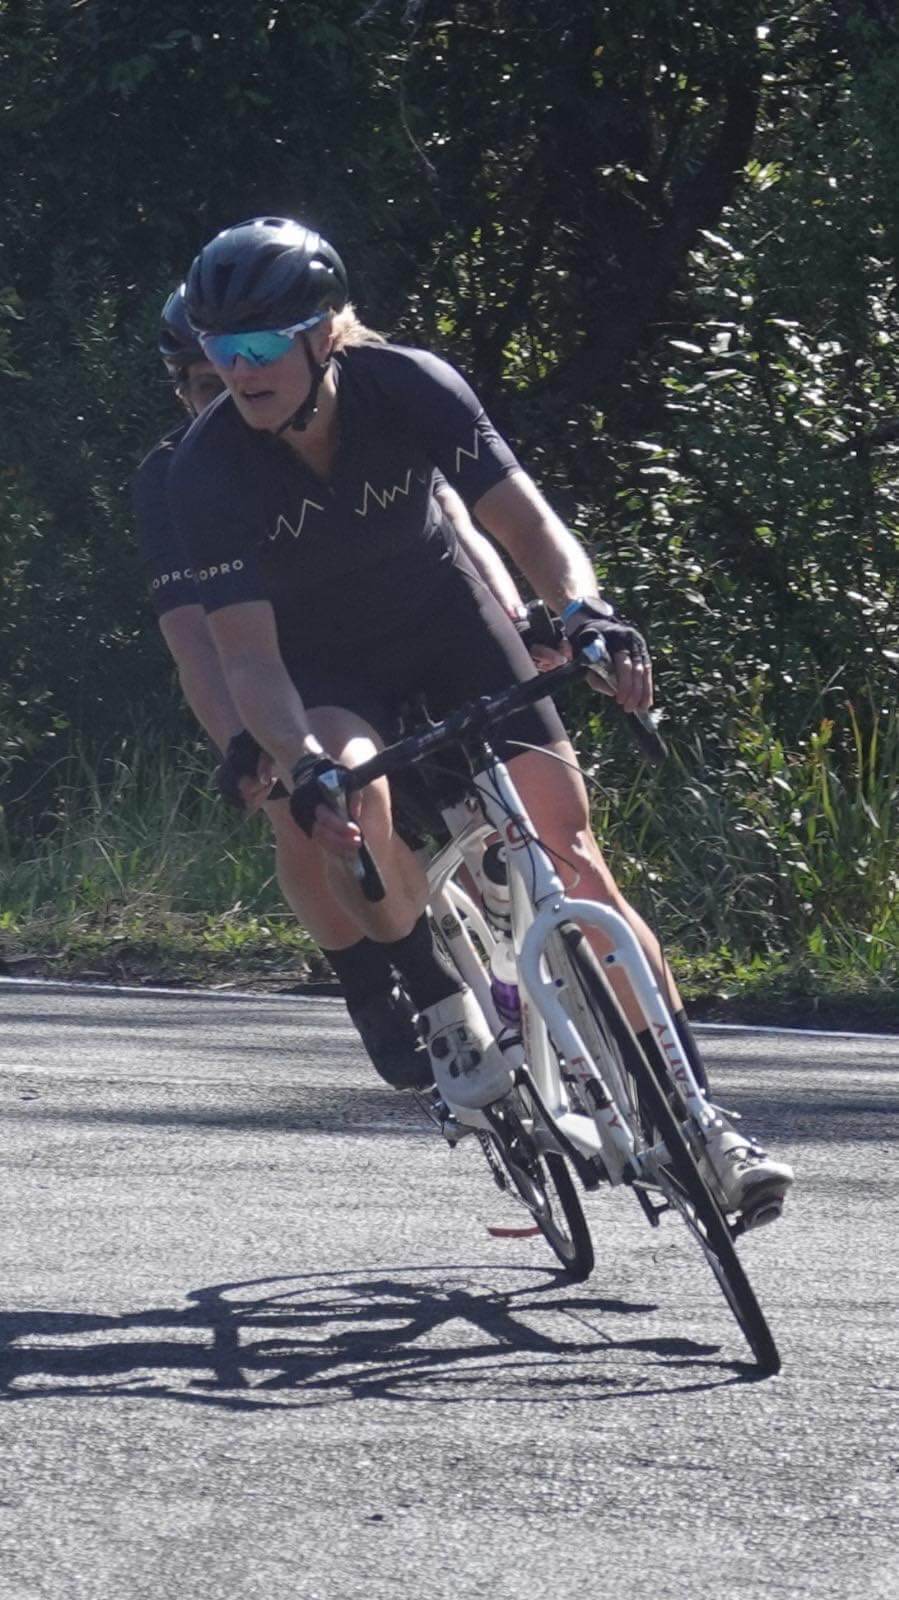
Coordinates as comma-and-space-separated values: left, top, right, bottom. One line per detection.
275, 333, 330, 436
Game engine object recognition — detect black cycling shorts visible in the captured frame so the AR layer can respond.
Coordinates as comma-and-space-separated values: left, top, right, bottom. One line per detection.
289, 558, 568, 811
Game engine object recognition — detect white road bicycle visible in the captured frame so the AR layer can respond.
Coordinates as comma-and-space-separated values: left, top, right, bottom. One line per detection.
336, 630, 782, 1374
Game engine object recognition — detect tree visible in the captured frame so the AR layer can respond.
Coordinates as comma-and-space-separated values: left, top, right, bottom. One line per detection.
1, 0, 897, 831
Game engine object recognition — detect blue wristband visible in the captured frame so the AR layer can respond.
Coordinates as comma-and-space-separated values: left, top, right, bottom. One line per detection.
561, 596, 614, 624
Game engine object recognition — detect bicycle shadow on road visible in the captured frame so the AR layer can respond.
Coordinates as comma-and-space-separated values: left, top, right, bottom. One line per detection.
0, 1265, 753, 1411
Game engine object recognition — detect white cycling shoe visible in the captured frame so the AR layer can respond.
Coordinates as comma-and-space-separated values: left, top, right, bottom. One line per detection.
419, 987, 517, 1111
701, 1124, 794, 1228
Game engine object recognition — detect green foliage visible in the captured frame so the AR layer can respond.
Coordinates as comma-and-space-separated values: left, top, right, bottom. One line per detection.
588, 689, 898, 990
1, 1, 898, 992
2, 711, 895, 1000
0, 733, 324, 984
0, 737, 276, 921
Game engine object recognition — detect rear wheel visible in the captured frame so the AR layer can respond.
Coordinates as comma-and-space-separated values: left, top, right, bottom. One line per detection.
545, 924, 780, 1372
482, 1098, 595, 1282
428, 892, 594, 1282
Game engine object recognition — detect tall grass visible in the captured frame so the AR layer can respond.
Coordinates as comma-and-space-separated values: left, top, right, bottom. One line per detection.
0, 738, 316, 976
2, 697, 897, 1001
590, 689, 899, 996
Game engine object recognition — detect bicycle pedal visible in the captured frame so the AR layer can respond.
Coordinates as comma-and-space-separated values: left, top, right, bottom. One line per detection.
423, 1089, 473, 1147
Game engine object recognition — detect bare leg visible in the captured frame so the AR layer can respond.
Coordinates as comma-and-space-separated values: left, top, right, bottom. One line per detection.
263, 714, 432, 1090
267, 705, 429, 947
507, 742, 683, 1031
266, 797, 362, 947
270, 718, 679, 1034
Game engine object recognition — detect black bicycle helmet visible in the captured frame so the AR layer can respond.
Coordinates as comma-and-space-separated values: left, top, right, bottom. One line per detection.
158, 285, 202, 370
183, 216, 348, 335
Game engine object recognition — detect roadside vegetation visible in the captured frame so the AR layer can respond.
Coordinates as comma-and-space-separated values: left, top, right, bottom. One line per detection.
1, 4, 897, 1025
0, 739, 325, 991
2, 705, 896, 1029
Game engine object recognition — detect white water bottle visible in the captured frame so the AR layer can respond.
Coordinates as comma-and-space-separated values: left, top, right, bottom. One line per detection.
481, 842, 521, 1027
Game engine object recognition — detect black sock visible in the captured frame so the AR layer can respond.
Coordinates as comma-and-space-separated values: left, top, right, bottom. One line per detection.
383, 914, 463, 1012
320, 937, 395, 1008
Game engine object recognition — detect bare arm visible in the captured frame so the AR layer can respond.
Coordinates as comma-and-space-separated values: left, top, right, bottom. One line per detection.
472, 469, 600, 613
433, 477, 525, 618
206, 599, 365, 851
473, 469, 651, 711
158, 606, 243, 755
204, 599, 322, 780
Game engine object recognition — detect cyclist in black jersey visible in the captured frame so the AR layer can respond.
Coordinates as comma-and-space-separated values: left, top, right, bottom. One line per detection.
171, 217, 793, 1219
134, 285, 539, 1092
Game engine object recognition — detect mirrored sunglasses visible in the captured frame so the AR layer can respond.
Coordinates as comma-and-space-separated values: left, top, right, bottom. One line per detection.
199, 311, 327, 369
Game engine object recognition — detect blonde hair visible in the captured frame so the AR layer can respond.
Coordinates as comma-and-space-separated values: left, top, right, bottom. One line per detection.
330, 303, 386, 351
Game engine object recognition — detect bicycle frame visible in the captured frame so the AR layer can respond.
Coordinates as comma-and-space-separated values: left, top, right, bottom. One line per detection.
339, 657, 784, 1369
425, 750, 713, 1183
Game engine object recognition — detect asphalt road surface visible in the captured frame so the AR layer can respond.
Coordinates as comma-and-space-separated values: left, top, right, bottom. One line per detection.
1, 980, 897, 1600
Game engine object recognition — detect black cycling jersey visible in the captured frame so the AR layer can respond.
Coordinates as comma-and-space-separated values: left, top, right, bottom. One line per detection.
132, 420, 198, 619
167, 343, 521, 675
137, 339, 566, 778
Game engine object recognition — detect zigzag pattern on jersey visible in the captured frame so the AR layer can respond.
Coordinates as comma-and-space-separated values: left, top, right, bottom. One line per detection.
271, 500, 326, 540
454, 427, 481, 476
268, 455, 449, 538
354, 468, 415, 518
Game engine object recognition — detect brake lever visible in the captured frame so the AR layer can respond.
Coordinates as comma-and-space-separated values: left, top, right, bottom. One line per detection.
317, 767, 387, 902
575, 631, 668, 766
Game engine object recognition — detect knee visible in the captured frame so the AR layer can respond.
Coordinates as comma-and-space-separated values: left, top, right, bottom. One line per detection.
356, 774, 397, 845
559, 826, 628, 910
534, 782, 591, 848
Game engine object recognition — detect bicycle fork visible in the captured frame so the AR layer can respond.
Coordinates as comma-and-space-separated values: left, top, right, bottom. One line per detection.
517, 898, 718, 1183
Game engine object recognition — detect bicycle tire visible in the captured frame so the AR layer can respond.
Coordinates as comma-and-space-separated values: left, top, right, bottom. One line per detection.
545, 924, 780, 1373
484, 1102, 595, 1282
428, 898, 594, 1281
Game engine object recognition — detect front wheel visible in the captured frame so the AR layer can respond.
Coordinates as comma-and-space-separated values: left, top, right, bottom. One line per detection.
545, 924, 780, 1373
631, 1060, 781, 1373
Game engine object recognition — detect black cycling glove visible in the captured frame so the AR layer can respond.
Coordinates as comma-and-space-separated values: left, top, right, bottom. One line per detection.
217, 729, 265, 811
289, 752, 349, 836
561, 596, 651, 669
